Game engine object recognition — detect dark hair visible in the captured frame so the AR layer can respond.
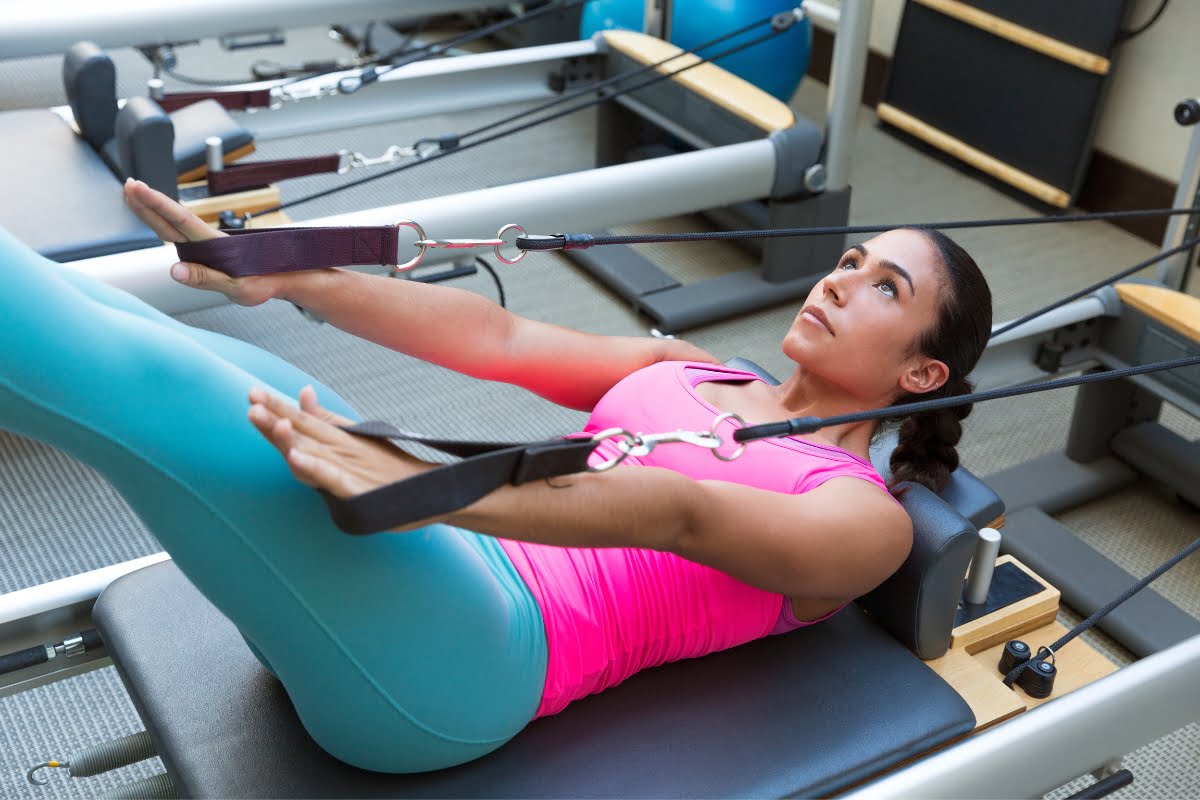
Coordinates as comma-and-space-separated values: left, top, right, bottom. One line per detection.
887, 228, 992, 494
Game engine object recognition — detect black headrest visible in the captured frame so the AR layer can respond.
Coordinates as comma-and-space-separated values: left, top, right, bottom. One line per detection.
113, 96, 178, 200
858, 482, 977, 658
62, 41, 117, 151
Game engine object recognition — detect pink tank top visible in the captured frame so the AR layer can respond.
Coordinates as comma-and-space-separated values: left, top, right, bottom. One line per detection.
498, 362, 891, 717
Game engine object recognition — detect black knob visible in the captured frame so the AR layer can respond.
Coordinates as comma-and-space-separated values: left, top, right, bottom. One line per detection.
218, 210, 247, 230
1017, 658, 1057, 699
998, 639, 1031, 675
1175, 99, 1200, 127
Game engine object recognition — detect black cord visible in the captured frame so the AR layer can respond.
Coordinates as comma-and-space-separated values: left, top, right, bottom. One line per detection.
1004, 530, 1200, 688
274, 0, 589, 90
991, 234, 1200, 338
454, 12, 779, 142
1117, 0, 1170, 41
733, 354, 1200, 443
516, 207, 1200, 251
252, 22, 791, 216
474, 256, 507, 308
162, 65, 256, 88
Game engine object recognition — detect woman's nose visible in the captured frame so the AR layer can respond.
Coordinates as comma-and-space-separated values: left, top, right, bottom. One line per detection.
823, 271, 848, 304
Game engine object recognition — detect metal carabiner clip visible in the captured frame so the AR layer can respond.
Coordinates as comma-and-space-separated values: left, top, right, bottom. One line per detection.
618, 429, 723, 459
393, 222, 529, 272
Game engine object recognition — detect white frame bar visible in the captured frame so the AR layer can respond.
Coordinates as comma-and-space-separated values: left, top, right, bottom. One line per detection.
0, 553, 170, 698
2, 1, 510, 60
840, 634, 1200, 799
242, 39, 602, 142
67, 138, 780, 314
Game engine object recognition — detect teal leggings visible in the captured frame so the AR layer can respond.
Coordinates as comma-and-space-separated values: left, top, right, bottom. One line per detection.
0, 228, 548, 773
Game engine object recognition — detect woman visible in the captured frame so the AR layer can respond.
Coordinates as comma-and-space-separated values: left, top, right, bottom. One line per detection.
1, 180, 991, 774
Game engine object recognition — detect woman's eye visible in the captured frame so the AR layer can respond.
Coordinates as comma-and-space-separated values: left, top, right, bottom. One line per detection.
877, 280, 898, 298
839, 260, 857, 271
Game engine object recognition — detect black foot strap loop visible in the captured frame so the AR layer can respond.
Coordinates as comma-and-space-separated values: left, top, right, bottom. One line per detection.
321, 421, 597, 535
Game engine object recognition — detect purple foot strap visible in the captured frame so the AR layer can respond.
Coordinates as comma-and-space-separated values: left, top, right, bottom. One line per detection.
174, 226, 401, 277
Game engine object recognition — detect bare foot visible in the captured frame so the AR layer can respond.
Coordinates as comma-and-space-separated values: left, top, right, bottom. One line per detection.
247, 386, 432, 500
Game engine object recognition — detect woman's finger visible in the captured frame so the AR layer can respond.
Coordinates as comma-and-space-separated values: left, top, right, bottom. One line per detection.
124, 179, 222, 243
287, 448, 366, 497
298, 385, 355, 427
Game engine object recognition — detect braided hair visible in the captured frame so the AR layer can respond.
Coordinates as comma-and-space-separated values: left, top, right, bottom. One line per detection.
887, 228, 992, 494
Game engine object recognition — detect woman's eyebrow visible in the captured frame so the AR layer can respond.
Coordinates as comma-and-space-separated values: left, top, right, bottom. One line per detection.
855, 244, 915, 297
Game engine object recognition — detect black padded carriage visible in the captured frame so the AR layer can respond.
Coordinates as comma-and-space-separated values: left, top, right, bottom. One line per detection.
92, 359, 1003, 797
94, 478, 1005, 798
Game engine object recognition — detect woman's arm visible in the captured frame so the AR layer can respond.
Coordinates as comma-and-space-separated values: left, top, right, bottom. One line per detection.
253, 388, 913, 603
124, 180, 716, 410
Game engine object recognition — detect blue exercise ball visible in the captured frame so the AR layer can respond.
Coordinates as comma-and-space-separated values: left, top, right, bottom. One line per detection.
580, 0, 811, 102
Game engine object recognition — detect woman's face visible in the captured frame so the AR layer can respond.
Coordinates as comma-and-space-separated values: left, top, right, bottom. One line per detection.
781, 228, 949, 403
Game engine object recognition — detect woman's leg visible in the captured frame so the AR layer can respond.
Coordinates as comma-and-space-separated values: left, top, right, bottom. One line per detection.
0, 229, 547, 772
52, 261, 359, 419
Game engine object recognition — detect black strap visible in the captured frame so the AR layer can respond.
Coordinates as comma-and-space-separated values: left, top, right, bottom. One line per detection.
175, 226, 400, 277
322, 422, 598, 535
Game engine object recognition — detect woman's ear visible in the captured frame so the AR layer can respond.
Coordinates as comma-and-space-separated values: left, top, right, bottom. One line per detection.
899, 357, 950, 395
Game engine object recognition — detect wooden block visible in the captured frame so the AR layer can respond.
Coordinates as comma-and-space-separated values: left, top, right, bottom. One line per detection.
1116, 283, 1200, 344
247, 211, 292, 228
912, 0, 1110, 75
950, 555, 1061, 654
877, 103, 1072, 208
177, 142, 258, 184
924, 645, 1025, 732
970, 621, 1118, 710
182, 184, 282, 223
600, 29, 795, 133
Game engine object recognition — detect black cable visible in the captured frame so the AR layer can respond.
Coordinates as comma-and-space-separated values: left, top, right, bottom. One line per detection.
991, 235, 1200, 338
274, 0, 590, 91
1004, 530, 1200, 688
1117, 0, 1170, 41
516, 206, 1200, 251
455, 12, 781, 142
733, 354, 1200, 443
162, 65, 257, 88
474, 256, 507, 308
252, 23, 791, 217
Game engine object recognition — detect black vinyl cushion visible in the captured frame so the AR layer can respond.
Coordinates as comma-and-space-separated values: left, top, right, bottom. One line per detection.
0, 110, 160, 261
170, 99, 254, 174
94, 561, 975, 799
62, 41, 116, 151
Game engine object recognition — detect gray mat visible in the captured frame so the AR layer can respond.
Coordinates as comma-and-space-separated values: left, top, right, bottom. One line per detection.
1, 53, 1198, 800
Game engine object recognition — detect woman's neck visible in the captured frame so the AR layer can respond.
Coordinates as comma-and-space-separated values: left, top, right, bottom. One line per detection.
769, 367, 890, 457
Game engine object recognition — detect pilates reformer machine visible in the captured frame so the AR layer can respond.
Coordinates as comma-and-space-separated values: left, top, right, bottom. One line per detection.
5, 0, 850, 331
4, 10, 1200, 800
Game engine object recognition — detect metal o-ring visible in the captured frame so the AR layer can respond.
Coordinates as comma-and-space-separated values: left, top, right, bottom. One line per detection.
391, 219, 428, 272
588, 428, 636, 472
494, 224, 528, 264
710, 412, 747, 461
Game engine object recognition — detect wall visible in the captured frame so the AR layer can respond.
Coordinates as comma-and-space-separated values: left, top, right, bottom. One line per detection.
861, 0, 1197, 184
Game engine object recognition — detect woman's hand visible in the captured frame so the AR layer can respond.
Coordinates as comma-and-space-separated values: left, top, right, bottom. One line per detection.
122, 178, 280, 307
248, 385, 434, 502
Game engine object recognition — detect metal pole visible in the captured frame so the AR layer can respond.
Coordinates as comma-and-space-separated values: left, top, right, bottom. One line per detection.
1157, 101, 1200, 291
643, 0, 669, 39
823, 0, 873, 192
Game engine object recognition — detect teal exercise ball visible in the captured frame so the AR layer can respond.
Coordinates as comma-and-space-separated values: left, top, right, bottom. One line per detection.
580, 0, 811, 102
